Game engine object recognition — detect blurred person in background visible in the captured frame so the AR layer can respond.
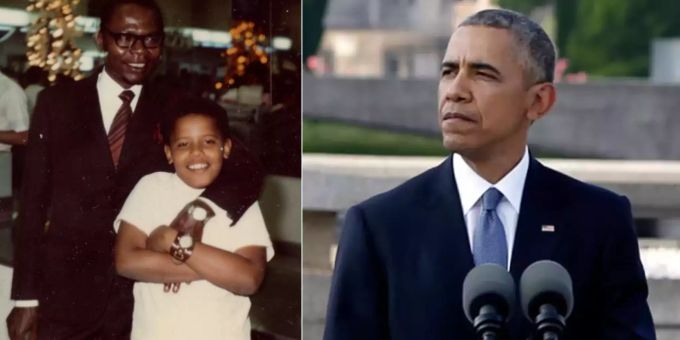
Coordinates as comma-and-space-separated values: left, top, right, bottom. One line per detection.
0, 69, 29, 198
10, 66, 48, 195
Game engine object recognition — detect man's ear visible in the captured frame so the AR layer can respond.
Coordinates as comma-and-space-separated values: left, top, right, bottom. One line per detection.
164, 145, 173, 164
95, 31, 104, 50
526, 82, 556, 122
222, 139, 232, 159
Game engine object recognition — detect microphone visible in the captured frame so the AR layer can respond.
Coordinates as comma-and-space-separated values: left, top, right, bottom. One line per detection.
520, 260, 574, 340
463, 264, 516, 340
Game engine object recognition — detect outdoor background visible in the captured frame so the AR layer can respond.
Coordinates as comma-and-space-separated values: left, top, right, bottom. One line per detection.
303, 0, 680, 339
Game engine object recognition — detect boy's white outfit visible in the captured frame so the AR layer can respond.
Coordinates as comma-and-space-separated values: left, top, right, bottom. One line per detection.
114, 172, 275, 340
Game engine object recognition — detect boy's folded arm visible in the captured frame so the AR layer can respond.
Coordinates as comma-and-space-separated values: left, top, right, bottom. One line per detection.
115, 221, 202, 283
184, 244, 267, 296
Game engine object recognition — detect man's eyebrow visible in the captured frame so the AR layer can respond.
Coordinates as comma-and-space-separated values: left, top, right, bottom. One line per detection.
441, 61, 458, 70
440, 61, 502, 76
468, 62, 502, 76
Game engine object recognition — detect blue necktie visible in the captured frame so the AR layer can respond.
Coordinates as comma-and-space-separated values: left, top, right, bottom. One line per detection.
473, 188, 508, 268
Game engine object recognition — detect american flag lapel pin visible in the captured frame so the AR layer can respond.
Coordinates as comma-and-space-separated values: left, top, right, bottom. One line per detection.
541, 224, 556, 232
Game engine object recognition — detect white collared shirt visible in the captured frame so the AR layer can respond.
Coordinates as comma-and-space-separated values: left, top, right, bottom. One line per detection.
0, 71, 29, 151
97, 68, 143, 134
453, 147, 530, 268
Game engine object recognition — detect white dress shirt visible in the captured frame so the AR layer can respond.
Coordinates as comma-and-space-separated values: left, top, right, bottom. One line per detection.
97, 68, 142, 134
14, 69, 143, 308
453, 147, 530, 269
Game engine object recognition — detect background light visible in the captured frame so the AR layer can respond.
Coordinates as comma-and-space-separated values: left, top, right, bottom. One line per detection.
0, 7, 30, 27
272, 36, 292, 51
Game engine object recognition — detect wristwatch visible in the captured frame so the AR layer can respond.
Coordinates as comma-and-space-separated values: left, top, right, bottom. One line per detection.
169, 200, 214, 263
170, 232, 195, 263
190, 205, 208, 220
170, 199, 215, 241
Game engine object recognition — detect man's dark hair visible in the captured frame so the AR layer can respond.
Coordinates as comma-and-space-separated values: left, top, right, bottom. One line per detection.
161, 96, 231, 145
99, 0, 164, 31
459, 9, 556, 84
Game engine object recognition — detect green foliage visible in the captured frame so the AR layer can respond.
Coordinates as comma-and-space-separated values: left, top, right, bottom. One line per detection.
566, 0, 680, 77
303, 119, 565, 158
554, 0, 579, 54
303, 119, 448, 156
501, 0, 680, 77
303, 0, 329, 61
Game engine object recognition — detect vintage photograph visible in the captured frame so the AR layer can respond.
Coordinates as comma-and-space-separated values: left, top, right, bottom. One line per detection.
0, 0, 300, 339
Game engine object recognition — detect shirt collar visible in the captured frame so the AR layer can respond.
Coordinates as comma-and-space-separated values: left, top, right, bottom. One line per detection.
172, 172, 205, 196
98, 67, 143, 99
453, 146, 529, 214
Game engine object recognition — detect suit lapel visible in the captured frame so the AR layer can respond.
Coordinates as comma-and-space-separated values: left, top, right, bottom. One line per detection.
423, 155, 565, 336
509, 157, 565, 279
427, 155, 475, 271
78, 74, 104, 135
77, 74, 117, 171
431, 154, 565, 278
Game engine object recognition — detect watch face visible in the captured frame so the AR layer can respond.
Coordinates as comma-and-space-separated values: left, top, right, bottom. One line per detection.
191, 206, 208, 221
179, 234, 194, 248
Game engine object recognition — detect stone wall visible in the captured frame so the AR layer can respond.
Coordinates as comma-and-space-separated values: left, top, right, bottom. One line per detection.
304, 75, 680, 160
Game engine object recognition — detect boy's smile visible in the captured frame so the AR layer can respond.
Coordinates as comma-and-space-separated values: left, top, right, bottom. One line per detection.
188, 163, 209, 170
164, 114, 231, 189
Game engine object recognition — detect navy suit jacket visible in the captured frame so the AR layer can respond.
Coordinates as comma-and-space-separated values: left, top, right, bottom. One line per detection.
325, 155, 655, 339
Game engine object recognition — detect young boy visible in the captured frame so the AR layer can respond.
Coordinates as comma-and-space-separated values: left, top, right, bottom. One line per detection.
114, 96, 274, 339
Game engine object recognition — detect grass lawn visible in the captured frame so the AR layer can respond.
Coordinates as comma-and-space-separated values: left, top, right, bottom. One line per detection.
303, 119, 448, 156
303, 119, 566, 158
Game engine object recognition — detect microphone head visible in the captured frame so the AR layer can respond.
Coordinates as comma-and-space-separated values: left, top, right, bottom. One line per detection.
520, 260, 574, 321
462, 264, 516, 323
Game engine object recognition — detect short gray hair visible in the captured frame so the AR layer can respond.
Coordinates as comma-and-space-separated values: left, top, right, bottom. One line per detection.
459, 9, 556, 84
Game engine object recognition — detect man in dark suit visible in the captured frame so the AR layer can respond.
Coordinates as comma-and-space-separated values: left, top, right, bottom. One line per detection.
324, 9, 655, 340
7, 0, 262, 339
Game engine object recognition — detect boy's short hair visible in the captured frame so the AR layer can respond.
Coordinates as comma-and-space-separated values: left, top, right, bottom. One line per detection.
161, 95, 231, 145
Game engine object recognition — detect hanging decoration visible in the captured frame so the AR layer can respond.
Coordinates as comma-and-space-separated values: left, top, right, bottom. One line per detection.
26, 0, 83, 82
218, 20, 268, 89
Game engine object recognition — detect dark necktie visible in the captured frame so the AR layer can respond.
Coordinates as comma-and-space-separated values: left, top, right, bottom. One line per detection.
108, 90, 134, 169
473, 188, 508, 268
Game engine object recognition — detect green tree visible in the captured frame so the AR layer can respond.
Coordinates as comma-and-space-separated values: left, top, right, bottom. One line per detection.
500, 0, 680, 77
566, 0, 680, 77
303, 0, 329, 63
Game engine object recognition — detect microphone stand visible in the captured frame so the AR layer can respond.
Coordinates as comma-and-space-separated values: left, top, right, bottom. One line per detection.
534, 304, 565, 340
474, 305, 504, 340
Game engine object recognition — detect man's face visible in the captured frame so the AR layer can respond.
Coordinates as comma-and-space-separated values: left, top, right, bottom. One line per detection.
96, 4, 162, 88
164, 114, 231, 189
438, 26, 534, 158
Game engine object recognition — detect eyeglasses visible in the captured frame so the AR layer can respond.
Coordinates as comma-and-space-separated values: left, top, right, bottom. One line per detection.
103, 28, 164, 49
